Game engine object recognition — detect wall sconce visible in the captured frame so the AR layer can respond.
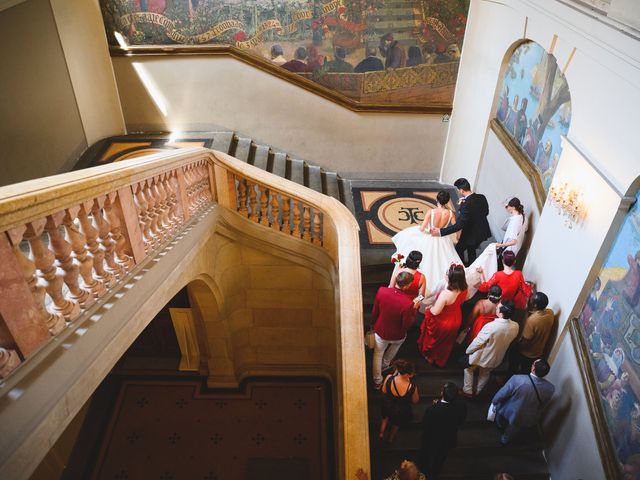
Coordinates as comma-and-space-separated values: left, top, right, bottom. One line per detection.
548, 180, 586, 228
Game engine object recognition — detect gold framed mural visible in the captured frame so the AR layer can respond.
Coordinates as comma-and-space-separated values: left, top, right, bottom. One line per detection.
571, 189, 640, 479
101, 0, 470, 112
492, 41, 572, 202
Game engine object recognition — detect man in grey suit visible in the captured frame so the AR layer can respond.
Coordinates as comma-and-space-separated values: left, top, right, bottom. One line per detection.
490, 359, 555, 445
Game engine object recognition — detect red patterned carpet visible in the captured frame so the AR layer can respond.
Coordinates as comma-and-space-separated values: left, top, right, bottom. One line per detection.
92, 380, 332, 480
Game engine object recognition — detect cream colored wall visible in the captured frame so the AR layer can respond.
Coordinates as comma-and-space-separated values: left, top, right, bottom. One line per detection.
111, 56, 448, 176
0, 0, 86, 185
49, 0, 125, 145
441, 0, 640, 477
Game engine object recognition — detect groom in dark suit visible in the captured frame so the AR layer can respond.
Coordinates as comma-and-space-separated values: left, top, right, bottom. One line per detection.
430, 178, 491, 266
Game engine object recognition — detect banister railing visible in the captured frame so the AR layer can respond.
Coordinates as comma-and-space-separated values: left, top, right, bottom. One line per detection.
0, 147, 369, 479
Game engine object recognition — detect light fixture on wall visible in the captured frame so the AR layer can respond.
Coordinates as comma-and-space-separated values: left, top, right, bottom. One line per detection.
548, 180, 586, 228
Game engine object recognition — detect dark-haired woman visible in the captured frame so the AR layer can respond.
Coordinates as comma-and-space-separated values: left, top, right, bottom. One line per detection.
379, 359, 419, 443
389, 250, 426, 307
466, 285, 502, 344
418, 264, 468, 367
391, 190, 463, 292
477, 251, 531, 310
496, 197, 527, 269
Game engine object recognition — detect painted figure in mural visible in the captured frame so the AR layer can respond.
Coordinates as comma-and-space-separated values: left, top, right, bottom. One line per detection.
503, 94, 519, 135
422, 44, 436, 65
497, 86, 510, 122
534, 140, 553, 172
354, 47, 384, 73
282, 47, 311, 73
323, 46, 354, 73
385, 40, 407, 69
306, 46, 325, 71
622, 251, 640, 308
522, 116, 541, 159
407, 46, 424, 67
270, 44, 287, 66
581, 276, 601, 333
514, 98, 528, 144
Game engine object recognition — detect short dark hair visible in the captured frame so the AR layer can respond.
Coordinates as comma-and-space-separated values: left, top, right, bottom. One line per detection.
335, 46, 346, 59
396, 271, 414, 288
295, 46, 307, 60
488, 285, 502, 303
502, 250, 516, 267
393, 359, 415, 375
404, 250, 423, 270
453, 178, 471, 191
270, 44, 283, 57
507, 197, 525, 216
533, 359, 551, 377
498, 300, 515, 319
447, 264, 467, 291
366, 46, 377, 57
436, 190, 450, 206
442, 382, 459, 402
532, 291, 549, 310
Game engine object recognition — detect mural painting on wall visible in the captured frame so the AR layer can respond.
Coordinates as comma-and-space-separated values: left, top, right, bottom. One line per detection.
100, 0, 470, 106
494, 42, 571, 192
579, 191, 640, 477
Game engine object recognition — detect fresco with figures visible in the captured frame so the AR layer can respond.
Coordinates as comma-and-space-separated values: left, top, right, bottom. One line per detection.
100, 0, 469, 106
494, 41, 571, 192
579, 191, 640, 478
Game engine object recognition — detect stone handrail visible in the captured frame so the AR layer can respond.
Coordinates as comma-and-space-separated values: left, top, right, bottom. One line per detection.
0, 147, 369, 479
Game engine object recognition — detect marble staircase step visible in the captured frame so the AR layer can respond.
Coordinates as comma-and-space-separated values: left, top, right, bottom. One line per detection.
288, 158, 305, 186
252, 144, 270, 171
211, 131, 235, 154
306, 164, 323, 193
322, 171, 341, 202
232, 136, 253, 163
270, 152, 287, 178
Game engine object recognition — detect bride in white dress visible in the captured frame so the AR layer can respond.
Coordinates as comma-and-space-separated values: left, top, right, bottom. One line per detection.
391, 191, 499, 301
391, 191, 463, 292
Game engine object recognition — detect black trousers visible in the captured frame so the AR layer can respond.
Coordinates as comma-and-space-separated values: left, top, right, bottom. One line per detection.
455, 242, 480, 267
420, 444, 449, 479
508, 349, 536, 376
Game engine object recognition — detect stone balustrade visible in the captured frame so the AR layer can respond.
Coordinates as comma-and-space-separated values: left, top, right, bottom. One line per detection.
0, 147, 369, 480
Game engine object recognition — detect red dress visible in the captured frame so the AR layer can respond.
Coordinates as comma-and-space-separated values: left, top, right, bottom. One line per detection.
467, 313, 496, 344
418, 289, 467, 367
405, 270, 423, 299
478, 270, 527, 307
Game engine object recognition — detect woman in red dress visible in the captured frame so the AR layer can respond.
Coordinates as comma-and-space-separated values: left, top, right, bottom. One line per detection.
389, 250, 426, 308
418, 264, 468, 367
465, 285, 502, 344
476, 250, 530, 309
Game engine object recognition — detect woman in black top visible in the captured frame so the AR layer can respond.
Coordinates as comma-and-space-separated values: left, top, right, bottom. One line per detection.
379, 359, 420, 442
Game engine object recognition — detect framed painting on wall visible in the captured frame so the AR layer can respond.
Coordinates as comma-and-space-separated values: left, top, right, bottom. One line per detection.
99, 0, 470, 111
491, 41, 571, 209
571, 189, 640, 479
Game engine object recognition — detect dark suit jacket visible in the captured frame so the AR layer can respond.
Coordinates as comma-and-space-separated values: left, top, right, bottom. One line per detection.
440, 193, 491, 246
421, 399, 467, 450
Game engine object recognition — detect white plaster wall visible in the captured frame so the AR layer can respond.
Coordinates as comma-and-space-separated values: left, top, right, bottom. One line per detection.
49, 0, 125, 145
112, 56, 448, 176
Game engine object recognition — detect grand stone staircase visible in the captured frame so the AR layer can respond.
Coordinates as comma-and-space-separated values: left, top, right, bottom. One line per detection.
362, 264, 551, 480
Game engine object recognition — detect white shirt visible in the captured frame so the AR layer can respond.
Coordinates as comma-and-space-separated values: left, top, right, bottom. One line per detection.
502, 214, 527, 255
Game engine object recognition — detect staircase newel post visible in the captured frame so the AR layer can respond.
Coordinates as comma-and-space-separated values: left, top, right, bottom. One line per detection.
114, 187, 146, 265
212, 163, 236, 209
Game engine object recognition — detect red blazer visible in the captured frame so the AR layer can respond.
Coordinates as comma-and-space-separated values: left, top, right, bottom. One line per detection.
372, 287, 415, 341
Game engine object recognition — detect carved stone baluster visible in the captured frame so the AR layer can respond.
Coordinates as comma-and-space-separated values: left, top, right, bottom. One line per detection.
237, 177, 248, 216
259, 185, 269, 226
281, 195, 291, 234
313, 210, 322, 245
45, 212, 92, 309
270, 191, 280, 230
9, 225, 65, 335
25, 221, 80, 322
144, 179, 162, 246
92, 197, 124, 279
154, 175, 171, 236
104, 193, 134, 270
160, 173, 178, 233
0, 348, 21, 379
77, 202, 115, 288
63, 207, 105, 297
248, 182, 258, 222
183, 165, 195, 214
169, 170, 186, 226
133, 182, 153, 251
302, 205, 312, 241
292, 201, 301, 238
202, 162, 213, 203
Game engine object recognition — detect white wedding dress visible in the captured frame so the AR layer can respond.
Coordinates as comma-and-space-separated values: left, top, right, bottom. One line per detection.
391, 209, 463, 291
391, 209, 499, 302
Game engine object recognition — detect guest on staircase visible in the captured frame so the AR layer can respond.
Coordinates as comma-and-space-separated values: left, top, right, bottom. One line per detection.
464, 300, 519, 396
420, 382, 467, 479
371, 272, 416, 389
465, 284, 502, 345
476, 250, 532, 310
379, 359, 420, 443
418, 264, 468, 367
509, 292, 555, 375
389, 250, 426, 309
